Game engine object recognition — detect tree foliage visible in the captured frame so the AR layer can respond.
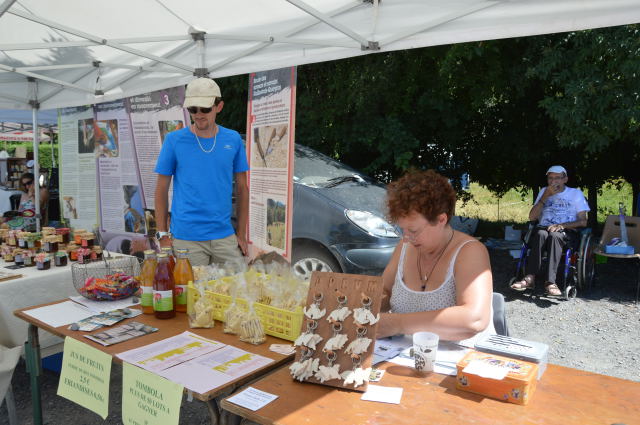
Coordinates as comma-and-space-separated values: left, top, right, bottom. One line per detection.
218, 24, 640, 218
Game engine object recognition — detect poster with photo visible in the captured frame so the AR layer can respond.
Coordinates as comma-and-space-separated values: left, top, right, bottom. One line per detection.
59, 105, 99, 230
246, 67, 296, 260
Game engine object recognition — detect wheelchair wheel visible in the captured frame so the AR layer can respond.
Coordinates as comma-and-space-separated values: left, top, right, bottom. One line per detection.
564, 285, 577, 300
577, 233, 595, 290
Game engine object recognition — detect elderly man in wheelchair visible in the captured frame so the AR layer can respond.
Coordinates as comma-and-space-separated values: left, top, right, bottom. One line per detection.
510, 166, 590, 297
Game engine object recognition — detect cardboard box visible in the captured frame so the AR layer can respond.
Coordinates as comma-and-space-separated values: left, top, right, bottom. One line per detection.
456, 351, 538, 405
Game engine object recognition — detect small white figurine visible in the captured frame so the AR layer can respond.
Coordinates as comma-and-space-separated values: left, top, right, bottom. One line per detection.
289, 358, 320, 382
344, 337, 372, 355
353, 307, 380, 325
294, 332, 323, 350
323, 333, 348, 351
327, 306, 351, 322
315, 363, 341, 383
341, 367, 371, 388
303, 304, 326, 320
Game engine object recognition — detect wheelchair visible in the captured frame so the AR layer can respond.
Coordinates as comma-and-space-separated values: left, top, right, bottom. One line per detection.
509, 223, 596, 300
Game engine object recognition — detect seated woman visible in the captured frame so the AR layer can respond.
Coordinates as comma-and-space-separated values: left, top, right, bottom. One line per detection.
18, 172, 49, 231
377, 170, 495, 346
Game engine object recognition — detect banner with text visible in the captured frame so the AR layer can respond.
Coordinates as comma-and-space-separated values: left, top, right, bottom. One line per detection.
59, 105, 99, 230
246, 67, 296, 261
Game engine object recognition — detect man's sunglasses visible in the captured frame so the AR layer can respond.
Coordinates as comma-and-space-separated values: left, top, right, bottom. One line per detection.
22, 180, 33, 186
187, 106, 213, 114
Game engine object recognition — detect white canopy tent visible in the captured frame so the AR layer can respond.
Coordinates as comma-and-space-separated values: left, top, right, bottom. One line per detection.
1, 0, 639, 230
1, 0, 639, 111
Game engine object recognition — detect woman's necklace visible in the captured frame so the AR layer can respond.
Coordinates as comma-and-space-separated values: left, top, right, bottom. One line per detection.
417, 228, 454, 291
193, 126, 218, 153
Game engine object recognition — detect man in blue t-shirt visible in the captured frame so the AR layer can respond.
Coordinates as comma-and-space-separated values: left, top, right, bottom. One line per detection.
154, 78, 249, 266
510, 165, 589, 296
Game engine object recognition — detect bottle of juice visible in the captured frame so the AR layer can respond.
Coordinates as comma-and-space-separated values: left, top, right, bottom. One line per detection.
153, 253, 176, 319
140, 250, 157, 315
161, 246, 175, 275
173, 248, 194, 313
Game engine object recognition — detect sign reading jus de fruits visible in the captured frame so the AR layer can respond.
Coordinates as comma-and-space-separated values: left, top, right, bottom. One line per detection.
57, 337, 112, 419
122, 361, 183, 425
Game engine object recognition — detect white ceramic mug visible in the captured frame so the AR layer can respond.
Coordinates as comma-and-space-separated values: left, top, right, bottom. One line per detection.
411, 331, 439, 372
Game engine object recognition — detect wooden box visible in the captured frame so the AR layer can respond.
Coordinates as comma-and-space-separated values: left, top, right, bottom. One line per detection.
456, 351, 538, 405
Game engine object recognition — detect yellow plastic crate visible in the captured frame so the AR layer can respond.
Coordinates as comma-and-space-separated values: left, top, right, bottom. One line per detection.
187, 281, 303, 342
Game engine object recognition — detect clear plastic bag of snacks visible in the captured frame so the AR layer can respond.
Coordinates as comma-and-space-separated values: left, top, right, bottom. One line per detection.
238, 280, 266, 345
188, 280, 215, 328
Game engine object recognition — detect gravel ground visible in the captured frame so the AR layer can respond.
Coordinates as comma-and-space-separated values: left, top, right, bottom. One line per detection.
2, 249, 639, 424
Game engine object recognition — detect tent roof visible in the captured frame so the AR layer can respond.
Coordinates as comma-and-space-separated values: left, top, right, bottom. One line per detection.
1, 0, 639, 110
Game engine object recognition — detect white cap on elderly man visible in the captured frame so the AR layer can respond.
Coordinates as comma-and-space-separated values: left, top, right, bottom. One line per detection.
183, 78, 221, 108
546, 165, 567, 176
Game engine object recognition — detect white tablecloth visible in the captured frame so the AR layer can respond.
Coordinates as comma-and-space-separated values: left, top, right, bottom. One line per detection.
0, 189, 22, 215
0, 252, 131, 353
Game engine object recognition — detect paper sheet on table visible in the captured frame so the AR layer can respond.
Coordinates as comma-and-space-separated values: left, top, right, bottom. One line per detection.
387, 341, 470, 376
373, 336, 412, 365
69, 296, 139, 313
158, 345, 274, 395
23, 301, 94, 327
116, 331, 226, 372
226, 387, 278, 411
361, 385, 403, 404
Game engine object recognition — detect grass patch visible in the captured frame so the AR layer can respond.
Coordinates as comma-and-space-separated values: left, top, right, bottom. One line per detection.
457, 181, 633, 238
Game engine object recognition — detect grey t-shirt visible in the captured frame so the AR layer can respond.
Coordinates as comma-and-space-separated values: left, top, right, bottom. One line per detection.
536, 186, 590, 226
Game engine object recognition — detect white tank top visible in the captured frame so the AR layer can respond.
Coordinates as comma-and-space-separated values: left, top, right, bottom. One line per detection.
389, 240, 496, 347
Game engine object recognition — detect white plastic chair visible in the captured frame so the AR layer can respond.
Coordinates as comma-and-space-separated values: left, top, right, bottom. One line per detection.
1, 345, 21, 425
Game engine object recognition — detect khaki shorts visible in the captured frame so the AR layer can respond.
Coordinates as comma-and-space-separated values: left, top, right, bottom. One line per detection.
173, 234, 243, 267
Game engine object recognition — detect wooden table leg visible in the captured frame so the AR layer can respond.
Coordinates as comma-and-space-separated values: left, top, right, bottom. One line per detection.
24, 323, 43, 425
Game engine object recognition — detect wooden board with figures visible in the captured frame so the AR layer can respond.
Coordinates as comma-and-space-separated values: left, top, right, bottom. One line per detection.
290, 271, 384, 392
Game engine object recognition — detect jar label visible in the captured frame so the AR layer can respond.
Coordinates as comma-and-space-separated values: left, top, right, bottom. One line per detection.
153, 289, 173, 311
175, 285, 187, 305
141, 286, 153, 307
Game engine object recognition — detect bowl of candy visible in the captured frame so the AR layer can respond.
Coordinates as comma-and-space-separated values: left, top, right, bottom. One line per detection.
72, 256, 141, 301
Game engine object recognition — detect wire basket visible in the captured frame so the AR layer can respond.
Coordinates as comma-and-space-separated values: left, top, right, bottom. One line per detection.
72, 256, 142, 301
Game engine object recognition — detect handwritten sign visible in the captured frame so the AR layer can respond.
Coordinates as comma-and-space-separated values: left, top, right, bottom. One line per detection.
57, 337, 112, 419
122, 362, 183, 425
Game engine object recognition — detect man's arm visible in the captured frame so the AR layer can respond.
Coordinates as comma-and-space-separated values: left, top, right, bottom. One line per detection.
548, 210, 588, 232
154, 174, 172, 247
235, 171, 249, 255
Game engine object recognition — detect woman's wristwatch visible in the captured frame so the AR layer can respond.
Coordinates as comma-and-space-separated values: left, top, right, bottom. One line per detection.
155, 231, 172, 240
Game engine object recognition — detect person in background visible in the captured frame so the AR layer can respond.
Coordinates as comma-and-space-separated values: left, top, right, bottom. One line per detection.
510, 165, 589, 296
18, 172, 49, 230
377, 170, 495, 345
154, 77, 249, 266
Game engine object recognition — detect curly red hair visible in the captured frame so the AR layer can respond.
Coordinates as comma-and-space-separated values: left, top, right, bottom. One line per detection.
386, 169, 456, 223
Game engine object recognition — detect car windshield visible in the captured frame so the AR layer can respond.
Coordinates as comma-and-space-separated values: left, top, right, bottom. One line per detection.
294, 144, 371, 187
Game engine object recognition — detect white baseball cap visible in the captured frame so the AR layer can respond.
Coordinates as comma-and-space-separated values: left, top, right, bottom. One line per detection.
183, 78, 221, 108
546, 165, 567, 176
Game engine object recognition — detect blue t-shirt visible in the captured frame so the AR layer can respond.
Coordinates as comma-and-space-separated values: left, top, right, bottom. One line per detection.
154, 126, 249, 241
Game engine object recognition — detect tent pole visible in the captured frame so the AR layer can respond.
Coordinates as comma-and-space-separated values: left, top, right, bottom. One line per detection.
29, 78, 41, 232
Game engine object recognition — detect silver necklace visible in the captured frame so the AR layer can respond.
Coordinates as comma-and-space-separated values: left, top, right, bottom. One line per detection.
193, 127, 218, 153
417, 228, 454, 291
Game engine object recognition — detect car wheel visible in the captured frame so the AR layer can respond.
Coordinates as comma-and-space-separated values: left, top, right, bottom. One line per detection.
292, 245, 341, 281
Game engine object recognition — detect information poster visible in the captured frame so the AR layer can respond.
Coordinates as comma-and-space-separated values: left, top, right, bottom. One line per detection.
127, 87, 185, 212
57, 337, 112, 419
59, 105, 99, 230
122, 362, 183, 425
246, 67, 296, 261
95, 100, 145, 234
98, 87, 186, 256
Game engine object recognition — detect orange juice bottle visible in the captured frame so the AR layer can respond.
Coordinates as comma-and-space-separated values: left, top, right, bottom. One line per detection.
161, 247, 175, 275
153, 253, 176, 319
173, 248, 194, 313
140, 250, 157, 314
